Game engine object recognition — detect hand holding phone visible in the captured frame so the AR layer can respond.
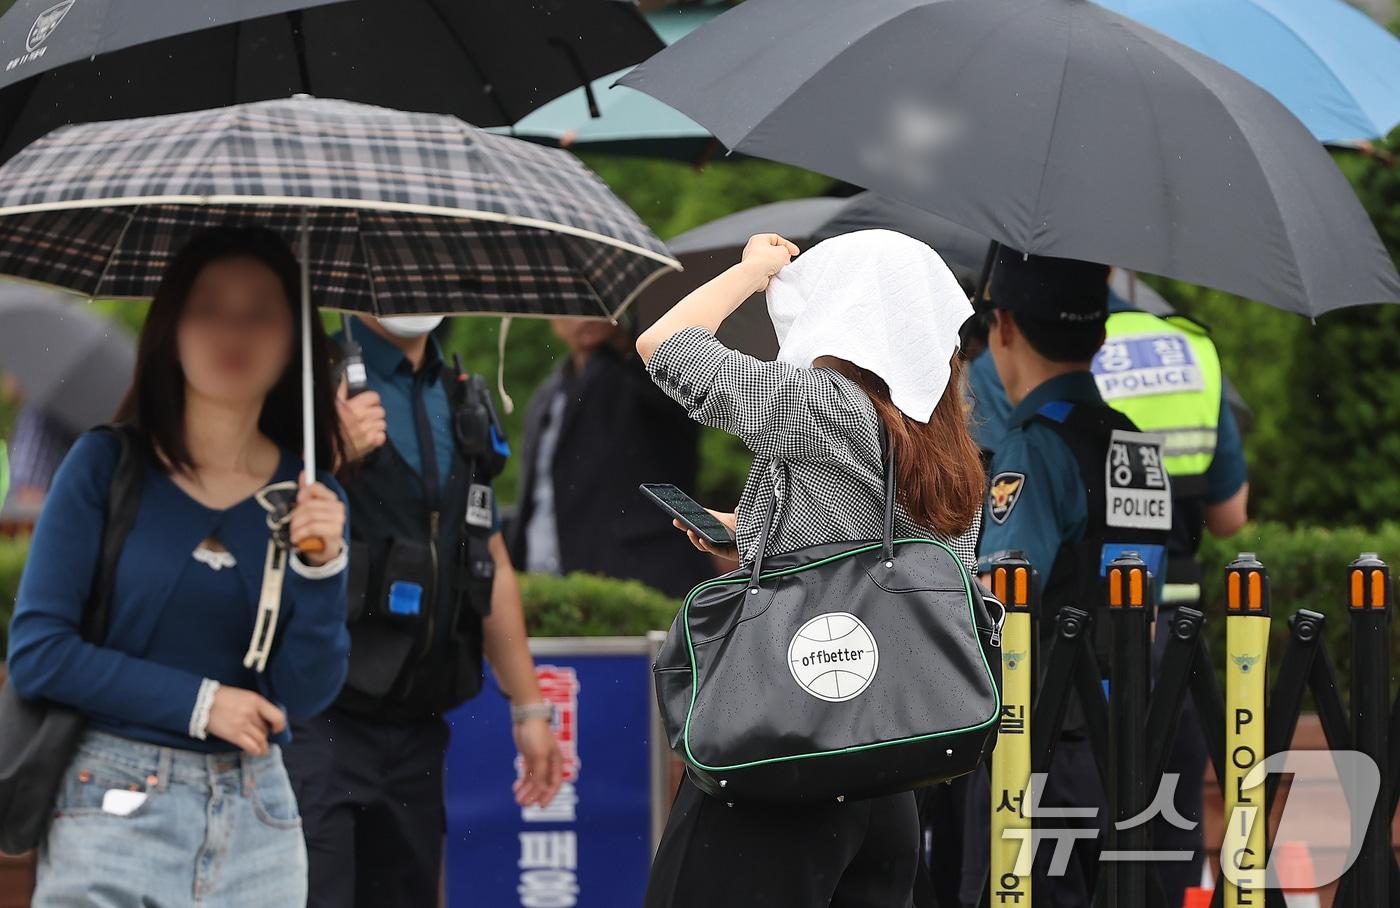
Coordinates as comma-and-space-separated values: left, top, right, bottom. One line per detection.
639, 484, 736, 548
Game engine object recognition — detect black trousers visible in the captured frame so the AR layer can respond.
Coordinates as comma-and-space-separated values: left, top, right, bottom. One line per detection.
282, 708, 450, 908
645, 775, 921, 908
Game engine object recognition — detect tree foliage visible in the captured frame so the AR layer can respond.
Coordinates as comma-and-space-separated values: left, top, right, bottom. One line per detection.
1147, 122, 1400, 527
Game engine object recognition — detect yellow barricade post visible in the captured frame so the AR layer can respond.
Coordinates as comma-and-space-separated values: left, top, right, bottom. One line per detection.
1221, 552, 1270, 908
989, 551, 1036, 907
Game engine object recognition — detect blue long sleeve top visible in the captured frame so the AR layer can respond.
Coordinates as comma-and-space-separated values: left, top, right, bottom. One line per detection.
6, 431, 351, 752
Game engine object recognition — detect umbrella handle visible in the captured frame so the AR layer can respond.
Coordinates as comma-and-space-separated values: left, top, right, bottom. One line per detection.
297, 537, 325, 555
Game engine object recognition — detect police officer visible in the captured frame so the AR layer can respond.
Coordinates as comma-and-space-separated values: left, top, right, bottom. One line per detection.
967, 279, 1248, 907
283, 314, 564, 908
1094, 299, 1247, 905
966, 250, 1173, 908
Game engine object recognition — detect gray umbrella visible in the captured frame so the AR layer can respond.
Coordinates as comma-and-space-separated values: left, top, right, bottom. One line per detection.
636, 196, 1257, 431
0, 284, 134, 432
619, 0, 1400, 317
634, 191, 989, 355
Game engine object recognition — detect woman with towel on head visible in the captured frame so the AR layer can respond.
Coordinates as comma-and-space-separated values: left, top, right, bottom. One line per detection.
636, 229, 985, 907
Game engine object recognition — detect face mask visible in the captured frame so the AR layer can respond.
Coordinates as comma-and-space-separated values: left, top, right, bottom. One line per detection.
379, 314, 445, 338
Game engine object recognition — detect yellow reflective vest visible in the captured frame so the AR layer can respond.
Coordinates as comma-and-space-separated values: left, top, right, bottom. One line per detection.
1091, 311, 1222, 482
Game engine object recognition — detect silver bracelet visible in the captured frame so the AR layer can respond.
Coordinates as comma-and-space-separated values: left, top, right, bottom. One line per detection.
510, 702, 555, 725
189, 679, 221, 740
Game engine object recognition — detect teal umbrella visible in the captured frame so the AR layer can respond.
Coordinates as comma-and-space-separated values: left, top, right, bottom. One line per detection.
497, 5, 725, 160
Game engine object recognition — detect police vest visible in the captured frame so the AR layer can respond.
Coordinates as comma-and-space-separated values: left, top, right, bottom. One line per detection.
336, 368, 506, 722
1030, 401, 1172, 672
1092, 311, 1221, 590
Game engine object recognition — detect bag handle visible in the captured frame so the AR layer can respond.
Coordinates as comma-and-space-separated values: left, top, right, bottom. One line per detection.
82, 424, 145, 645
748, 422, 896, 591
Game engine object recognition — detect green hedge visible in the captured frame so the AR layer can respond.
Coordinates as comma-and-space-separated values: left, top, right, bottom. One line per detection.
517, 571, 680, 637
1197, 522, 1400, 702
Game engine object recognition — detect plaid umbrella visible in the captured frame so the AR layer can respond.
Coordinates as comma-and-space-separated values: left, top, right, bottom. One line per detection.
0, 95, 678, 318
0, 95, 680, 480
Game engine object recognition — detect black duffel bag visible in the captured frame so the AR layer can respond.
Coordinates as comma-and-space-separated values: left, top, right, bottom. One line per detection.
654, 429, 1004, 804
0, 425, 143, 855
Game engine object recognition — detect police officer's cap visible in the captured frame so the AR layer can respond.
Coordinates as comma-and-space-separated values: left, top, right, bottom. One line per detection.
989, 249, 1110, 324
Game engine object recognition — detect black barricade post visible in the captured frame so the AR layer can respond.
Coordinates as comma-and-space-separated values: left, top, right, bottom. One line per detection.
989, 552, 1038, 908
1106, 552, 1153, 907
1143, 604, 1210, 908
1347, 553, 1390, 908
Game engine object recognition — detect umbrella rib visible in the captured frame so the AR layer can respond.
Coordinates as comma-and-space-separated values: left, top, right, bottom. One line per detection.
423, 0, 514, 126
352, 209, 383, 316
1025, 21, 1076, 253
92, 208, 139, 298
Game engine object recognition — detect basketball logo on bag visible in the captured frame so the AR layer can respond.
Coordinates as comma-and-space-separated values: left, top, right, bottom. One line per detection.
788, 612, 879, 702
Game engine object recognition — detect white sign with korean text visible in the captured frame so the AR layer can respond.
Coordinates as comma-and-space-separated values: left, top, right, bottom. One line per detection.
1104, 430, 1172, 531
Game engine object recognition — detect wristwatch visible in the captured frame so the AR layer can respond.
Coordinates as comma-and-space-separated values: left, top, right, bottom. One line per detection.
510, 702, 555, 725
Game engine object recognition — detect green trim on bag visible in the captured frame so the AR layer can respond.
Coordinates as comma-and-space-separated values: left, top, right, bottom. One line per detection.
680, 537, 1002, 773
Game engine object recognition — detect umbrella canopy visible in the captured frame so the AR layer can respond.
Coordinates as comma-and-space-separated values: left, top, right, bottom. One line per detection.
0, 284, 134, 432
635, 191, 991, 356
500, 4, 722, 160
0, 96, 679, 319
0, 0, 662, 161
618, 0, 1400, 317
637, 193, 1223, 361
1094, 0, 1400, 144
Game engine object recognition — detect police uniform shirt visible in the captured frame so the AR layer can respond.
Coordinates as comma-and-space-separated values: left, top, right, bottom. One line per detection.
966, 297, 1247, 508
977, 371, 1099, 587
340, 327, 502, 530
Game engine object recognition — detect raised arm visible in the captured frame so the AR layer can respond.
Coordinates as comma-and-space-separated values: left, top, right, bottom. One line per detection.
635, 233, 799, 363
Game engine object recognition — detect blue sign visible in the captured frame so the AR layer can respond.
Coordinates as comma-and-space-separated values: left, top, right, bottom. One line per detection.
1092, 332, 1204, 401
444, 643, 658, 908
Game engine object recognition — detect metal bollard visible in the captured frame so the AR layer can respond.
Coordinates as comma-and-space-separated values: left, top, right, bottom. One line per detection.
1221, 552, 1269, 908
1106, 551, 1153, 907
988, 551, 1037, 908
1347, 552, 1390, 908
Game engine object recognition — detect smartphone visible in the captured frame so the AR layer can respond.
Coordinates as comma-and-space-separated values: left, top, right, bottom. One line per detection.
639, 483, 735, 547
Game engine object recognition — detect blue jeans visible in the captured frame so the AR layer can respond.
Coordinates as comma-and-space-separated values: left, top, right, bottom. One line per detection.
33, 730, 307, 907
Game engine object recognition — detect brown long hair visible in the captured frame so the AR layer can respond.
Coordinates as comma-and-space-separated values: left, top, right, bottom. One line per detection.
825, 356, 984, 536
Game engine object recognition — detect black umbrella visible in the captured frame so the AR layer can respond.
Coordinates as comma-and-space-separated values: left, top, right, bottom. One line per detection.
636, 194, 1257, 432
0, 283, 134, 433
619, 0, 1400, 317
633, 191, 989, 355
0, 0, 662, 160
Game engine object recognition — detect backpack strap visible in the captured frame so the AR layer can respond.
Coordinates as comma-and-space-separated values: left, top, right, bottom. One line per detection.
80, 424, 146, 646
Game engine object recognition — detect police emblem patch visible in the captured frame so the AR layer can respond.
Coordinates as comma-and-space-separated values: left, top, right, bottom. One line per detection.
988, 471, 1026, 525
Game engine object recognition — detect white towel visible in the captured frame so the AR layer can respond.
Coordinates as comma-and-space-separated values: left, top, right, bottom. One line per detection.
765, 228, 973, 424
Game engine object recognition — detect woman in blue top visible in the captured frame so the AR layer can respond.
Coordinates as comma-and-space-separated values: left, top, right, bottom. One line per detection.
8, 226, 352, 907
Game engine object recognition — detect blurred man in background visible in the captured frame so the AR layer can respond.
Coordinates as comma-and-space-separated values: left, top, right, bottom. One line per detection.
509, 317, 714, 599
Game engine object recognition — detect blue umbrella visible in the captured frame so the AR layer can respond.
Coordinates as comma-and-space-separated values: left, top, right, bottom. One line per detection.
1095, 0, 1400, 143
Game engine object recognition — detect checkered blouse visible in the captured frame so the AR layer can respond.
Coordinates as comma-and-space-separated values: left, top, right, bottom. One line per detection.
647, 326, 979, 572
